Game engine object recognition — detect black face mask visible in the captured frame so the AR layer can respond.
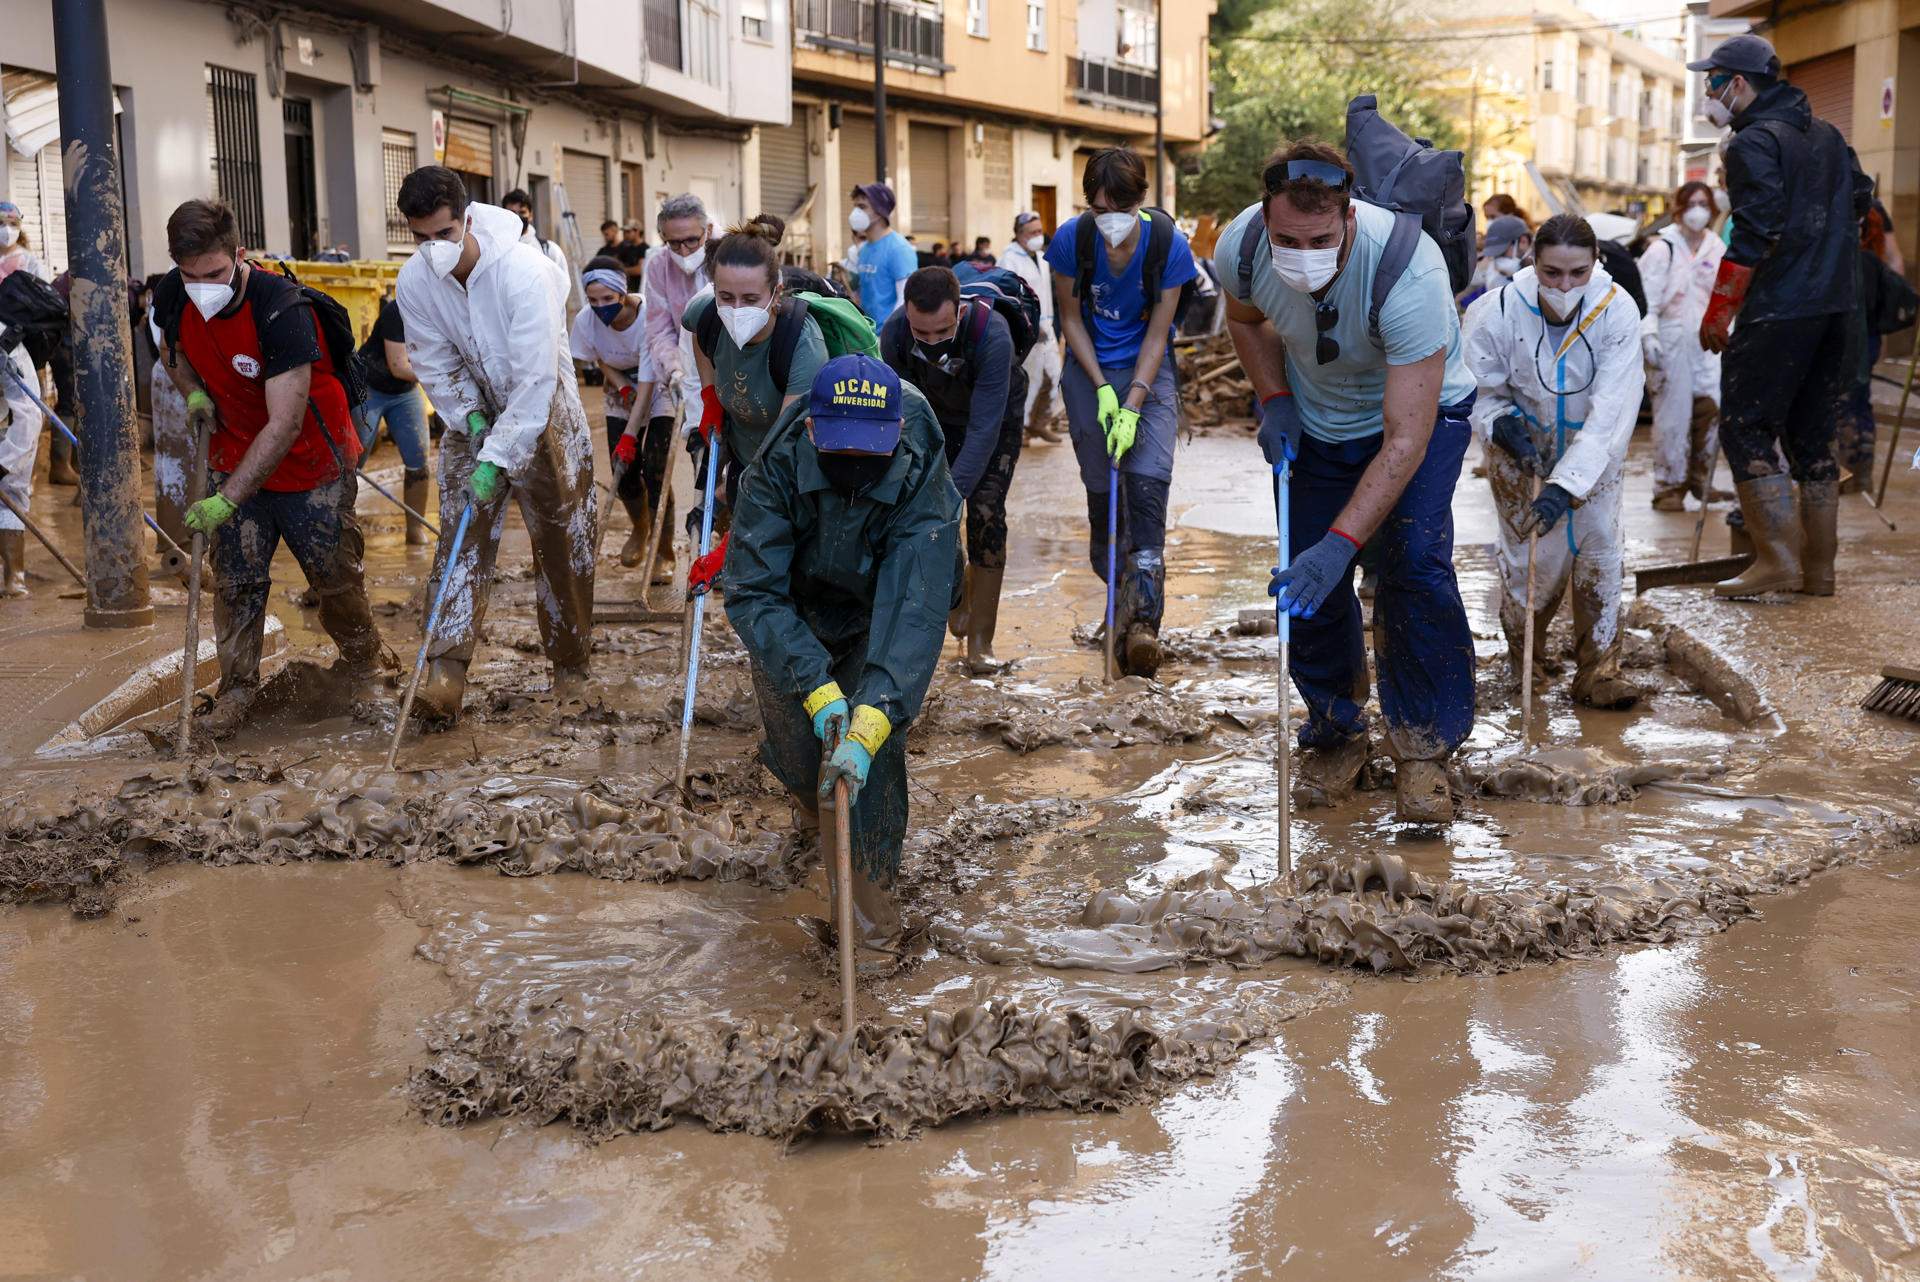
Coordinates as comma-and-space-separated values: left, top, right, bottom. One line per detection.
818, 451, 893, 498
916, 336, 958, 366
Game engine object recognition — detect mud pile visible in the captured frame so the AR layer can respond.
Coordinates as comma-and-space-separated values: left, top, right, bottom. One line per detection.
1459, 745, 1724, 806
940, 846, 1849, 976
409, 986, 1318, 1142
921, 675, 1215, 751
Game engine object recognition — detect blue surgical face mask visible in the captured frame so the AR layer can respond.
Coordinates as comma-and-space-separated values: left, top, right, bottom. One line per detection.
591, 302, 624, 326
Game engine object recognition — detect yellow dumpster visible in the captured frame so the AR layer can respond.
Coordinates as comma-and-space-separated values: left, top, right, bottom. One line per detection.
272, 259, 403, 344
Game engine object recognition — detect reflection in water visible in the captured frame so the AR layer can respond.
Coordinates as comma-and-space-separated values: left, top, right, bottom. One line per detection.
1746, 1152, 1823, 1282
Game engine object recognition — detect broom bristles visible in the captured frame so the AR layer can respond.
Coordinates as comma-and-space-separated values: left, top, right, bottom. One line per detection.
1863, 665, 1920, 720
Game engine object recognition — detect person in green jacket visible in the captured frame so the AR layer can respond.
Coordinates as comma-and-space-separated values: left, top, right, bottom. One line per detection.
724, 353, 962, 956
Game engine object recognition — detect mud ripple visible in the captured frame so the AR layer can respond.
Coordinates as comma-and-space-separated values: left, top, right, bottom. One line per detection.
921, 676, 1215, 751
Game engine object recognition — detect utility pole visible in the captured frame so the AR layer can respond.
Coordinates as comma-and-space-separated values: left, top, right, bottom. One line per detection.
873, 0, 888, 182
52, 0, 151, 628
1152, 0, 1164, 205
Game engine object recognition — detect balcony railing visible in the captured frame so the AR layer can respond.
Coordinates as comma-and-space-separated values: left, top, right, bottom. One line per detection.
795, 0, 949, 75
1070, 56, 1157, 113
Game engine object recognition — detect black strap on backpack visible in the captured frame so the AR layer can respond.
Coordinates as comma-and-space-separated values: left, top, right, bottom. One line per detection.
1232, 203, 1266, 303
1075, 208, 1179, 324
696, 295, 811, 395
884, 298, 989, 376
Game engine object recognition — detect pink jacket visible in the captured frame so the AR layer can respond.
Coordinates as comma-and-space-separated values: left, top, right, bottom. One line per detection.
643, 247, 708, 386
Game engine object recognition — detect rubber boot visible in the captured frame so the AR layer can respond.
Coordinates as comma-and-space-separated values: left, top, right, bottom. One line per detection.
1687, 397, 1731, 501
1797, 477, 1838, 597
198, 685, 256, 740
403, 469, 432, 546
1394, 759, 1453, 824
820, 795, 903, 960
0, 530, 25, 598
551, 661, 592, 701
949, 563, 972, 641
965, 565, 1006, 674
1571, 638, 1644, 710
1650, 485, 1689, 512
1295, 733, 1371, 809
619, 494, 649, 568
1727, 507, 1754, 558
411, 657, 468, 724
650, 491, 676, 585
1120, 550, 1165, 678
1715, 475, 1803, 598
47, 430, 78, 486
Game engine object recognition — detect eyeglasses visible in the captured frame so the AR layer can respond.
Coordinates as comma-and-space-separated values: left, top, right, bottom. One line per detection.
665, 233, 704, 252
1315, 301, 1340, 366
1263, 158, 1353, 195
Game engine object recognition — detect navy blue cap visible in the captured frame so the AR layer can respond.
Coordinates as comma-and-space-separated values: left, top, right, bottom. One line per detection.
809, 354, 903, 453
1687, 33, 1778, 77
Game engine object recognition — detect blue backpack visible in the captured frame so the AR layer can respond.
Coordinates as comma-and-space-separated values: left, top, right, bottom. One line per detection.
952, 262, 1042, 362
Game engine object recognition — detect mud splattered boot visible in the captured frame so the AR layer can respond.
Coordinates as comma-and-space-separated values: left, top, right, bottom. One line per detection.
1295, 733, 1371, 809
821, 796, 903, 965
1650, 485, 1689, 512
1120, 549, 1165, 678
1715, 475, 1802, 598
619, 494, 650, 568
198, 684, 256, 740
0, 530, 26, 598
949, 564, 972, 642
1797, 477, 1838, 597
1571, 639, 1644, 710
47, 430, 78, 486
650, 491, 676, 585
403, 469, 432, 546
411, 657, 468, 725
1393, 759, 1453, 824
965, 565, 1007, 675
550, 661, 591, 702
1687, 397, 1731, 501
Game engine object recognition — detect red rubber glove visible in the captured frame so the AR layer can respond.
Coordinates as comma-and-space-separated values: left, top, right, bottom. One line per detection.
696, 385, 723, 443
1698, 259, 1752, 355
613, 384, 636, 410
687, 531, 729, 594
612, 433, 638, 469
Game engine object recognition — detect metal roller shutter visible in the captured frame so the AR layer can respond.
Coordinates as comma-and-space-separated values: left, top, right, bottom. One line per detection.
838, 112, 877, 197
908, 123, 951, 243
759, 120, 810, 222
562, 149, 608, 233
6, 146, 63, 273
1787, 48, 1854, 141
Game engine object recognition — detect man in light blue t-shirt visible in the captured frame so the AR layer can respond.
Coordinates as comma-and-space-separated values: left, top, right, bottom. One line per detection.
1217, 142, 1479, 824
848, 183, 919, 326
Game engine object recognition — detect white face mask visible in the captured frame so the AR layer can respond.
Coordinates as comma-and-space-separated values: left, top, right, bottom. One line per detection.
0, 225, 16, 249
849, 207, 872, 234
1703, 78, 1738, 129
417, 219, 467, 278
1024, 234, 1045, 254
673, 244, 706, 275
718, 302, 771, 348
1271, 241, 1342, 294
1494, 256, 1521, 277
1713, 188, 1731, 213
1537, 284, 1581, 318
1681, 205, 1712, 231
185, 266, 237, 320
1094, 211, 1137, 248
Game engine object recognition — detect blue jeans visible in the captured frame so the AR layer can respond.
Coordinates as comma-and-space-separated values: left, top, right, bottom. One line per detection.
354, 384, 429, 471
1287, 398, 1476, 762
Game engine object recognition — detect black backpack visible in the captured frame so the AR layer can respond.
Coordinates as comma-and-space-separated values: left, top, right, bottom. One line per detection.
1595, 240, 1647, 316
779, 264, 848, 300
1862, 247, 1920, 335
1072, 206, 1197, 329
0, 271, 70, 369
951, 262, 1042, 362
1344, 94, 1475, 336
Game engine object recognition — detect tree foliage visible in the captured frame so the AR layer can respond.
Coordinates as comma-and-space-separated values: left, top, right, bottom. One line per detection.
1185, 0, 1463, 218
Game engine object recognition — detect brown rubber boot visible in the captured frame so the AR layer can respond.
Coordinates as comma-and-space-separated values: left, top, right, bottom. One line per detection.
1798, 477, 1838, 597
198, 685, 256, 740
1572, 637, 1644, 709
1393, 759, 1453, 824
949, 564, 972, 641
1295, 733, 1371, 809
820, 795, 903, 960
1651, 486, 1689, 512
411, 657, 468, 724
650, 491, 676, 584
48, 432, 79, 486
0, 530, 26, 598
1715, 475, 1803, 598
403, 469, 432, 546
550, 661, 591, 701
619, 494, 649, 568
965, 565, 1007, 674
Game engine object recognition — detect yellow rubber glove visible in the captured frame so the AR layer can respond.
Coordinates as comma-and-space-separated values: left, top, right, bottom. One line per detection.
1106, 406, 1140, 461
804, 681, 849, 743
846, 704, 891, 754
1094, 382, 1121, 435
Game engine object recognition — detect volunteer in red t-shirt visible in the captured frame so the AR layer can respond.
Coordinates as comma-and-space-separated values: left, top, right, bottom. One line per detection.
158, 198, 385, 739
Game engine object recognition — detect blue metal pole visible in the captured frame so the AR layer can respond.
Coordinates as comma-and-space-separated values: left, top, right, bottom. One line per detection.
1275, 460, 1292, 878
385, 502, 474, 769
1104, 462, 1119, 681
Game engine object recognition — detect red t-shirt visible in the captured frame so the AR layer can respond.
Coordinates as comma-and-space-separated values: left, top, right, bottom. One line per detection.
176, 266, 359, 491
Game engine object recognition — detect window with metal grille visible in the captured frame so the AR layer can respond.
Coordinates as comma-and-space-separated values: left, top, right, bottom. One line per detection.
383, 130, 416, 249
205, 65, 264, 248
1026, 0, 1045, 50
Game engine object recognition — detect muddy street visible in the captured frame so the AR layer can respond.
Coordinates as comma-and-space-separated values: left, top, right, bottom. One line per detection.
1, 413, 1917, 1280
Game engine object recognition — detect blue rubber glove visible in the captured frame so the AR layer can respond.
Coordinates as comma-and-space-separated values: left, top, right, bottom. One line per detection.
1490, 414, 1544, 477
805, 681, 849, 744
1269, 530, 1360, 619
819, 738, 873, 807
1257, 393, 1305, 465
1519, 482, 1574, 538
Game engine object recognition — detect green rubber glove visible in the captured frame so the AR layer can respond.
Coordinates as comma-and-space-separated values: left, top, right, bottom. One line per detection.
1094, 382, 1121, 434
184, 493, 237, 535
467, 460, 504, 503
1106, 406, 1140, 461
465, 410, 490, 441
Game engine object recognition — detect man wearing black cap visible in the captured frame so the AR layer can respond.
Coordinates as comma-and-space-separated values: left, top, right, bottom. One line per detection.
1689, 32, 1871, 600
725, 353, 962, 959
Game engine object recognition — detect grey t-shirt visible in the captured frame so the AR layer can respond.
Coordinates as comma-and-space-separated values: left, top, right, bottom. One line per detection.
683, 294, 829, 464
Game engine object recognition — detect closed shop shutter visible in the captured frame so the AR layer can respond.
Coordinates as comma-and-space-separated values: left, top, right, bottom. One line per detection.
562, 149, 608, 234
759, 120, 810, 222
445, 117, 495, 202
838, 112, 877, 198
1787, 48, 1854, 141
7, 146, 64, 274
909, 122, 951, 243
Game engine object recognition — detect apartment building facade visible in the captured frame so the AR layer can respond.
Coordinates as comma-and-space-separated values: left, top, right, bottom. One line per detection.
0, 0, 791, 279
758, 0, 1215, 269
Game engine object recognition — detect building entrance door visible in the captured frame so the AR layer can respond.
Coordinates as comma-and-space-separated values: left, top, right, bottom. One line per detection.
283, 98, 319, 259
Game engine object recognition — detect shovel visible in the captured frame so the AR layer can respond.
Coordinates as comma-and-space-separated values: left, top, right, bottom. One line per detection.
177, 414, 212, 755
385, 502, 475, 770
675, 433, 722, 795
826, 730, 857, 1036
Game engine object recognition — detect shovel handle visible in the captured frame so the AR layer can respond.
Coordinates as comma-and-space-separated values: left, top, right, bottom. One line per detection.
833, 775, 856, 1035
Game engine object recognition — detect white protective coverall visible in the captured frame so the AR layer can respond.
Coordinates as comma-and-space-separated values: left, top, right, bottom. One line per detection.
1637, 223, 1724, 500
1463, 265, 1645, 704
0, 344, 43, 534
996, 238, 1065, 427
398, 201, 597, 674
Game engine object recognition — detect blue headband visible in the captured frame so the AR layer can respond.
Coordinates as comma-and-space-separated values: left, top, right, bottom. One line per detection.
0, 201, 18, 218
581, 267, 627, 295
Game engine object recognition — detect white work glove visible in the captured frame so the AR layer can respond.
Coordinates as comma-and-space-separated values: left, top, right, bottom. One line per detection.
1641, 332, 1663, 371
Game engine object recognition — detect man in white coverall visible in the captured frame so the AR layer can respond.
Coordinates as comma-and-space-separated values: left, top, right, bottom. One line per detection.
395, 165, 598, 723
997, 210, 1064, 440
1463, 214, 1646, 710
1638, 180, 1727, 511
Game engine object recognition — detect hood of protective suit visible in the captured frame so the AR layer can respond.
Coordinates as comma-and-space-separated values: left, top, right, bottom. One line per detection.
457, 202, 530, 287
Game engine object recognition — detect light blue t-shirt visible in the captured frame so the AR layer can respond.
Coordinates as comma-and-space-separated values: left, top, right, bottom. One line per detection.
855, 230, 918, 325
1044, 212, 1198, 368
1216, 199, 1477, 442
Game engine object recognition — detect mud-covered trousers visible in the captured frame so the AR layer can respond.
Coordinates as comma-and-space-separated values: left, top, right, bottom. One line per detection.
1288, 398, 1476, 763
150, 360, 190, 553
1061, 352, 1177, 632
605, 412, 675, 512
1719, 312, 1847, 484
209, 467, 380, 695
750, 636, 909, 882
428, 415, 597, 669
1839, 329, 1880, 483
942, 390, 1025, 570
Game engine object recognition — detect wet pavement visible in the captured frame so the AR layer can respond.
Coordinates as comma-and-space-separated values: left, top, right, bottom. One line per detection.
1, 409, 1917, 1279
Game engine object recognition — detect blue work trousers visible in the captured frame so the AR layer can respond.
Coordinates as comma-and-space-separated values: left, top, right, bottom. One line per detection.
1287, 398, 1476, 762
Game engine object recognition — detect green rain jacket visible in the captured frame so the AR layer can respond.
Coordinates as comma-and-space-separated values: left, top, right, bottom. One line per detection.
724, 384, 963, 729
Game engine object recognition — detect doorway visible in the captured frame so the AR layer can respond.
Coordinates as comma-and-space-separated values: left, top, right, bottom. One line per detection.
1030, 183, 1057, 234
283, 98, 318, 259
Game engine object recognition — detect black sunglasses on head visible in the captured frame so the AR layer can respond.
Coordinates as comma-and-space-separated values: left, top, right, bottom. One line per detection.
1263, 158, 1353, 194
